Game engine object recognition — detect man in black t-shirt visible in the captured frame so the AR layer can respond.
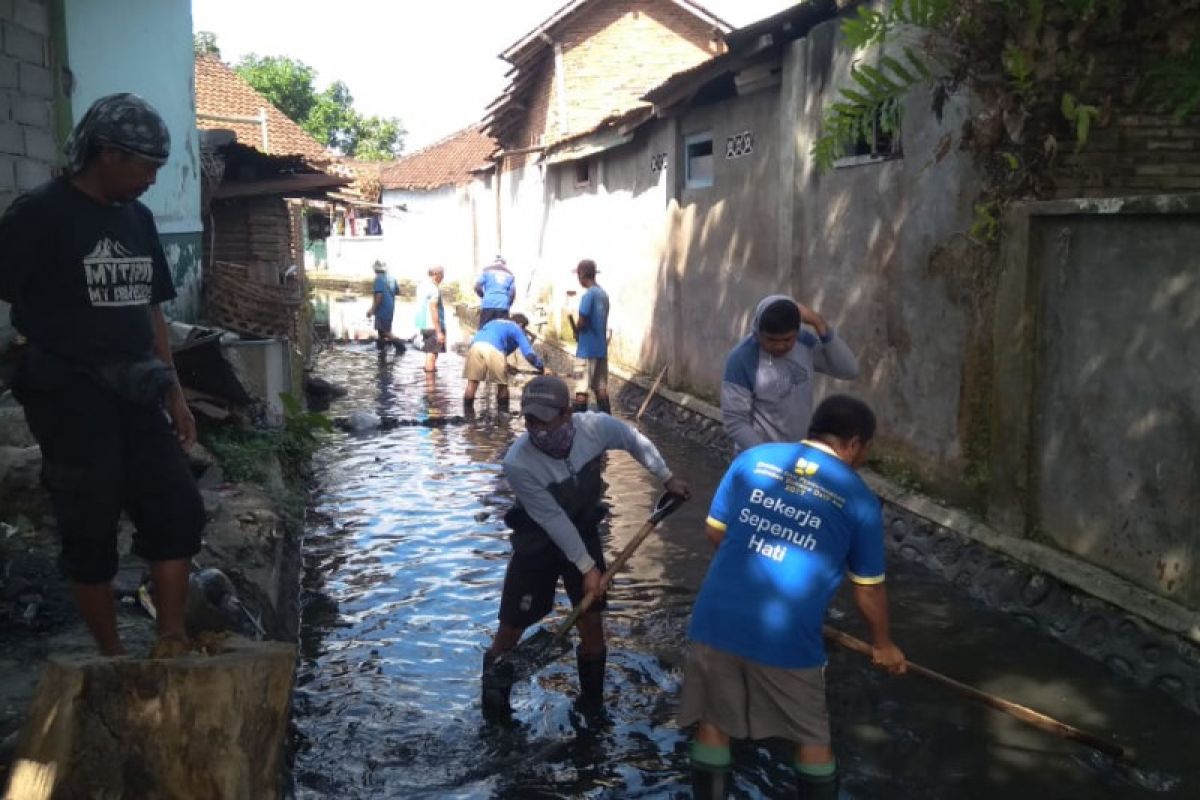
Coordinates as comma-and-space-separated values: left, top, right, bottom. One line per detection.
0, 93, 204, 657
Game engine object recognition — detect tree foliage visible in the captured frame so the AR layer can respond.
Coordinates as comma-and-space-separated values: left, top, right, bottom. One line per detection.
194, 31, 220, 57
228, 48, 406, 161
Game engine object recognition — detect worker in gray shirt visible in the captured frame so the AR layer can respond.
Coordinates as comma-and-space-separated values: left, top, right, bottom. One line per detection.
721, 294, 859, 451
482, 375, 691, 719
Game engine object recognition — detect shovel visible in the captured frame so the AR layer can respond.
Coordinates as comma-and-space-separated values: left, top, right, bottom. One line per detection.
496, 491, 685, 678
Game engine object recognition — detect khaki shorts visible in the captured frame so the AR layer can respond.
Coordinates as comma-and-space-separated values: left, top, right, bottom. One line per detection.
572, 357, 608, 395
463, 343, 508, 385
677, 642, 830, 745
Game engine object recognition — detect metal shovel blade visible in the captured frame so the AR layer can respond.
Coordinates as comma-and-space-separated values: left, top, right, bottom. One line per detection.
494, 491, 684, 679
503, 626, 574, 679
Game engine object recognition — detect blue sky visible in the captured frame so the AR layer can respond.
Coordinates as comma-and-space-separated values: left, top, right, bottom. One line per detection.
191, 0, 795, 150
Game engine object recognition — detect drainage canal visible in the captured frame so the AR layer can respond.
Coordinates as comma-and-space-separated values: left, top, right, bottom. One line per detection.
291, 343, 1194, 799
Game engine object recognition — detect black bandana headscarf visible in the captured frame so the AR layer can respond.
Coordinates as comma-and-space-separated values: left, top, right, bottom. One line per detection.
64, 93, 170, 175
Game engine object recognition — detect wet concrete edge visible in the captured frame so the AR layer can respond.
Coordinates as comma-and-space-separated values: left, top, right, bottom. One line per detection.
460, 308, 1200, 717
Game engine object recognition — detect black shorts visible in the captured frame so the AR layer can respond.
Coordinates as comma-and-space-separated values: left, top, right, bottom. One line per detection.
498, 536, 608, 629
478, 308, 509, 327
374, 317, 394, 334
14, 361, 205, 583
420, 328, 446, 354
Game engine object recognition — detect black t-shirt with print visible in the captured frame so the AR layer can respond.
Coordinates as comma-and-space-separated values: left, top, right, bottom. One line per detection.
0, 177, 175, 365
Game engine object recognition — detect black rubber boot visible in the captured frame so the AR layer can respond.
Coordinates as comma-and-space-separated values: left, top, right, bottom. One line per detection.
690, 764, 732, 800
576, 646, 606, 710
392, 339, 406, 355
481, 652, 514, 721
795, 770, 838, 800
572, 401, 588, 414
597, 398, 611, 415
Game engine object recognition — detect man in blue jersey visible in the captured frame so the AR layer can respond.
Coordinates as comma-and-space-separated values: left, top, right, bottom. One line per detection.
474, 255, 516, 326
462, 313, 544, 406
721, 295, 858, 451
568, 259, 610, 414
679, 395, 906, 799
366, 260, 405, 354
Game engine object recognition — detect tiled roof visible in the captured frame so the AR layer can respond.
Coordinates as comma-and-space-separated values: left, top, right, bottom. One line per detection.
194, 54, 330, 163
378, 126, 496, 191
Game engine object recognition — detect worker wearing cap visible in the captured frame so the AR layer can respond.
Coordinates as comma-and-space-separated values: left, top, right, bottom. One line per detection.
474, 254, 516, 327
366, 260, 404, 354
481, 375, 691, 718
0, 93, 204, 657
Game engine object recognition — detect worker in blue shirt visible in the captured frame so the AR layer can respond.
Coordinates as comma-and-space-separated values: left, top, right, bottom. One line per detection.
463, 312, 544, 406
679, 395, 906, 800
474, 255, 516, 326
568, 259, 610, 413
366, 260, 404, 354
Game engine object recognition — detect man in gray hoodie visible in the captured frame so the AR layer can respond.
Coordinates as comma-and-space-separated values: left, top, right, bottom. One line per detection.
720, 295, 859, 451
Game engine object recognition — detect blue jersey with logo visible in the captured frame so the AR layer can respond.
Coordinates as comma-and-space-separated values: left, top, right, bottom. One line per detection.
688, 441, 885, 669
576, 285, 609, 358
475, 265, 516, 310
473, 319, 543, 370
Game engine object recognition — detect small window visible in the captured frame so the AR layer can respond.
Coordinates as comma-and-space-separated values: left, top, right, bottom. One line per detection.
835, 107, 902, 167
685, 133, 714, 188
575, 159, 592, 186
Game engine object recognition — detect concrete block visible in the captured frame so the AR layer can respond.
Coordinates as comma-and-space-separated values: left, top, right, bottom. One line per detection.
4, 638, 297, 800
0, 155, 15, 190
2, 20, 44, 66
0, 90, 11, 121
0, 55, 16, 89
17, 61, 49, 98
0, 2, 14, 22
14, 157, 48, 190
12, 95, 47, 128
21, 124, 53, 161
0, 120, 21, 154
14, 0, 49, 36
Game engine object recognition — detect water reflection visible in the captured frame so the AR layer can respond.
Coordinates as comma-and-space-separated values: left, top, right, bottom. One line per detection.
294, 345, 1196, 799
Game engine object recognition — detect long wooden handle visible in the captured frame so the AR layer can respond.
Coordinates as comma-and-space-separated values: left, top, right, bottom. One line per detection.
823, 626, 1136, 763
635, 365, 670, 421
551, 517, 660, 639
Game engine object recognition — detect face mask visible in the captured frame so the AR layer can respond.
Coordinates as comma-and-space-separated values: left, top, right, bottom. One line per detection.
530, 419, 576, 459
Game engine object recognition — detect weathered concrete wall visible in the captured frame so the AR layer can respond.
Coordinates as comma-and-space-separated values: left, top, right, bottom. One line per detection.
535, 121, 676, 367
991, 195, 1200, 608
63, 0, 202, 323
789, 16, 981, 488
657, 86, 791, 395
63, 0, 200, 237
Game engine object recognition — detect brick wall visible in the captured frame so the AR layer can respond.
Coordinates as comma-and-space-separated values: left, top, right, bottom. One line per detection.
501, 0, 722, 170
0, 0, 54, 351
0, 0, 54, 214
1055, 112, 1200, 197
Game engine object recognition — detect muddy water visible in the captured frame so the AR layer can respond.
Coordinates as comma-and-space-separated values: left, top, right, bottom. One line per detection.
292, 343, 1196, 799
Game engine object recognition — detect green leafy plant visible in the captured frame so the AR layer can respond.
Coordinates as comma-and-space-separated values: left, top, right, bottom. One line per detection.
1060, 92, 1099, 151
1145, 39, 1200, 122
812, 1, 952, 170
202, 394, 331, 486
969, 201, 1001, 243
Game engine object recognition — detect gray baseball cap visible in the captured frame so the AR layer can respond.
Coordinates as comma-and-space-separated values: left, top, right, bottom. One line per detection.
521, 375, 571, 421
